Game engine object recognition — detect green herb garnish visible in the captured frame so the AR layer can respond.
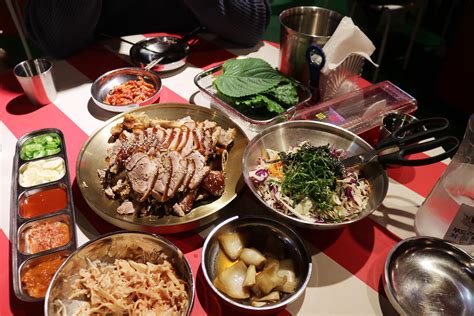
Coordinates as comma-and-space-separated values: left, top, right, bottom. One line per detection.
20, 133, 62, 160
213, 58, 299, 115
280, 144, 344, 212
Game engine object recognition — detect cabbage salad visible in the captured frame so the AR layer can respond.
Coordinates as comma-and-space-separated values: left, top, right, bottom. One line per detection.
249, 142, 370, 223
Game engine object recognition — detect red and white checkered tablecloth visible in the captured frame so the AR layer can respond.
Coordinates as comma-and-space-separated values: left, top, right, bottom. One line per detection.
0, 33, 448, 315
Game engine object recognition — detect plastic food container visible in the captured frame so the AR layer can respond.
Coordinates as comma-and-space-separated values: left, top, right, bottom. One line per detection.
10, 128, 77, 302
194, 64, 312, 132
292, 81, 417, 144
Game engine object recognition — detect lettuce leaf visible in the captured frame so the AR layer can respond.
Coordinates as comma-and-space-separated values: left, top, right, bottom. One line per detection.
264, 81, 298, 107
235, 94, 286, 114
214, 58, 282, 97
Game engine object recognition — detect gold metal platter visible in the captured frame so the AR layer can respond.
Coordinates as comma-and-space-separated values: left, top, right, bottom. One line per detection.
76, 103, 248, 233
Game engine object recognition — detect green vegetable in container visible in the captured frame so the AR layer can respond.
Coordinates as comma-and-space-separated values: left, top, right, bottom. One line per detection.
213, 58, 299, 115
20, 133, 62, 160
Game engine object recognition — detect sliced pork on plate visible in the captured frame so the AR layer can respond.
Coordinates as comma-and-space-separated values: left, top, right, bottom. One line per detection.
98, 113, 236, 217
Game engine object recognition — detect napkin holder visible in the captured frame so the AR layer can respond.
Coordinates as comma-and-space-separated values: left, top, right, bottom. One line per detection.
318, 53, 365, 101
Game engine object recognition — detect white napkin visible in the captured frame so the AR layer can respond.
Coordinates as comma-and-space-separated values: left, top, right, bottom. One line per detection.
321, 17, 378, 74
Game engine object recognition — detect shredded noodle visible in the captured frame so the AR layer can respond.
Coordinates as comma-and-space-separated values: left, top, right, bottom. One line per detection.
61, 255, 188, 315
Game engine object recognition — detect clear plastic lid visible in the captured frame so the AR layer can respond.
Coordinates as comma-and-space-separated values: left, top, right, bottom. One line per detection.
292, 81, 417, 135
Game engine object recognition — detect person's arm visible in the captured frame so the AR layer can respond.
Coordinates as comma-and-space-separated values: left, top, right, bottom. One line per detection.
183, 0, 271, 47
24, 0, 102, 58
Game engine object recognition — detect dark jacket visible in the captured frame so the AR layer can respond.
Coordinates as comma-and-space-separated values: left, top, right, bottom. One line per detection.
25, 0, 271, 58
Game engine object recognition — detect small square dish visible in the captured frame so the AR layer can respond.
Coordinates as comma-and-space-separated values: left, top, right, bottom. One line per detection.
194, 64, 312, 132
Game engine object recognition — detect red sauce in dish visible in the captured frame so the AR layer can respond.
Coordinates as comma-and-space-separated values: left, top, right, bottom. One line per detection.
21, 255, 66, 298
19, 187, 67, 218
104, 76, 156, 105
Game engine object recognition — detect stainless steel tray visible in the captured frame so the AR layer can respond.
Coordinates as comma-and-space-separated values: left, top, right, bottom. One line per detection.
10, 128, 78, 302
194, 64, 312, 132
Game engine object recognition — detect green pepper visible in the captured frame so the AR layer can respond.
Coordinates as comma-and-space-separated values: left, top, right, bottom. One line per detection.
20, 133, 62, 160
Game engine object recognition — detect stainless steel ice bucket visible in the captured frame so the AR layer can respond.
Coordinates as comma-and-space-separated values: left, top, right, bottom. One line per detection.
279, 6, 343, 85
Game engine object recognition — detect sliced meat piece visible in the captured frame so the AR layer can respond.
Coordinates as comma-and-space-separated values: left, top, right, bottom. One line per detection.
160, 128, 174, 150
126, 154, 158, 202
176, 127, 189, 152
202, 129, 214, 157
97, 169, 107, 183
132, 128, 145, 143
107, 139, 123, 166
201, 171, 225, 196
117, 200, 137, 215
203, 120, 217, 129
179, 160, 195, 192
218, 128, 237, 147
168, 128, 182, 151
143, 127, 162, 151
167, 151, 188, 199
125, 152, 147, 171
104, 187, 115, 198
181, 127, 195, 157
184, 119, 196, 131
193, 124, 204, 154
172, 189, 198, 216
211, 127, 221, 148
151, 154, 172, 202
154, 127, 166, 144
188, 151, 211, 189
111, 178, 128, 194
191, 165, 210, 189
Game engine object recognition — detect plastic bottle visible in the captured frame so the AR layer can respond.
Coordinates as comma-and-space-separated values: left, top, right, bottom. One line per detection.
415, 114, 474, 255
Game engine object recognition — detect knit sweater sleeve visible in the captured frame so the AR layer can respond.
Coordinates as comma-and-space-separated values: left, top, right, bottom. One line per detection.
183, 0, 271, 47
24, 0, 102, 58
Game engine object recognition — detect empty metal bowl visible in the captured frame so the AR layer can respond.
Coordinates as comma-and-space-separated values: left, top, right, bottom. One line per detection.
201, 215, 312, 312
130, 36, 190, 72
90, 67, 162, 112
242, 120, 388, 229
384, 237, 474, 316
45, 231, 194, 315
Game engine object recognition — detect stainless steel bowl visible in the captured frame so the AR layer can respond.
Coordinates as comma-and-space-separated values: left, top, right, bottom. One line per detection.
242, 120, 388, 229
384, 237, 474, 315
130, 36, 190, 72
45, 231, 194, 315
90, 67, 162, 112
201, 215, 312, 312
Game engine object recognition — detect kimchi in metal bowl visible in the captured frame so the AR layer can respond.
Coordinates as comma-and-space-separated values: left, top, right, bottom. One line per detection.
90, 67, 162, 112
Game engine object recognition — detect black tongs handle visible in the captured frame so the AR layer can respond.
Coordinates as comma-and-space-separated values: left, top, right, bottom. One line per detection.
375, 117, 460, 166
377, 117, 450, 149
378, 135, 459, 166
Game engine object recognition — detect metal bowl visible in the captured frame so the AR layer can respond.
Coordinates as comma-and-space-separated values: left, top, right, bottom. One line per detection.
384, 237, 474, 315
90, 67, 162, 112
130, 36, 190, 72
201, 215, 312, 312
242, 120, 388, 229
45, 231, 194, 315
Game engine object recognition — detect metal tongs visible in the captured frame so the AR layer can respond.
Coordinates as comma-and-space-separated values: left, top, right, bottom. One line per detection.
342, 117, 460, 168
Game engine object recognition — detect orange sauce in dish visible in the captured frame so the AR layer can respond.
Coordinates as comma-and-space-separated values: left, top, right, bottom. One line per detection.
24, 221, 70, 254
21, 255, 66, 298
19, 187, 67, 218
